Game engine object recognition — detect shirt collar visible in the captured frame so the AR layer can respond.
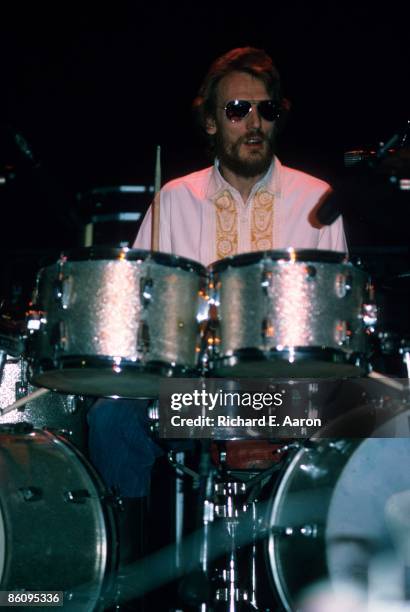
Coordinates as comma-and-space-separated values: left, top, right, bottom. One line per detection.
205, 156, 282, 201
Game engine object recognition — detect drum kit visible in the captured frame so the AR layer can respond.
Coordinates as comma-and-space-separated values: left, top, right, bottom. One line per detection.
0, 242, 409, 610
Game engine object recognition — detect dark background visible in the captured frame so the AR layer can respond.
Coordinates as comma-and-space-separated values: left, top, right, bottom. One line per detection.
0, 2, 409, 313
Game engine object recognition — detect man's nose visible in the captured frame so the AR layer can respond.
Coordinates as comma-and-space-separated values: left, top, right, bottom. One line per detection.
246, 104, 262, 128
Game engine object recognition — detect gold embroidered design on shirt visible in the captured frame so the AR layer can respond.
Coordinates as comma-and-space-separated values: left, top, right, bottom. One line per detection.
214, 190, 238, 259
251, 189, 274, 251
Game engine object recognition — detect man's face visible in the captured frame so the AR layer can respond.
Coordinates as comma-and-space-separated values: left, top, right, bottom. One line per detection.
206, 71, 276, 179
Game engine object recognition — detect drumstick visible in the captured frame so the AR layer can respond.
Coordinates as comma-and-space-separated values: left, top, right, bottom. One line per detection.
0, 387, 51, 416
151, 144, 161, 252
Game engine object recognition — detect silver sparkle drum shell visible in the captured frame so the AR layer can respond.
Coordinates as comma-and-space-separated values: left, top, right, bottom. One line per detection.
209, 249, 371, 378
0, 427, 117, 610
0, 355, 88, 451
26, 248, 207, 398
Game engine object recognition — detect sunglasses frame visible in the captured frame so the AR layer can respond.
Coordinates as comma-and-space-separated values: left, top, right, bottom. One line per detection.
222, 99, 281, 123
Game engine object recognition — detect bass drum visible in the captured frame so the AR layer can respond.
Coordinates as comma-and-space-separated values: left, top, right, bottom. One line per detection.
0, 426, 117, 610
267, 406, 410, 610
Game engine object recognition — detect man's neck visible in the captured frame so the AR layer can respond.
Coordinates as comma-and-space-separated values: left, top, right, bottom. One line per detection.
219, 164, 265, 203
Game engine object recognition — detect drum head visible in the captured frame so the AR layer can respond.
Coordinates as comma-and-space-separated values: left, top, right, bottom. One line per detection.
30, 359, 199, 398
59, 246, 206, 275
210, 249, 346, 273
326, 436, 410, 585
267, 406, 410, 610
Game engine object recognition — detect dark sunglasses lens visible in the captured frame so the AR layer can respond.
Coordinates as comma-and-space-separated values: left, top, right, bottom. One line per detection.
225, 100, 251, 121
258, 101, 280, 121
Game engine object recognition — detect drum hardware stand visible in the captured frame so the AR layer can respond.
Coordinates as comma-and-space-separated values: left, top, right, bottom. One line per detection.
367, 370, 406, 391
168, 450, 201, 486
148, 400, 160, 436
399, 343, 410, 380
166, 442, 303, 611
211, 448, 298, 611
196, 443, 300, 611
166, 441, 308, 610
170, 441, 215, 609
168, 449, 201, 578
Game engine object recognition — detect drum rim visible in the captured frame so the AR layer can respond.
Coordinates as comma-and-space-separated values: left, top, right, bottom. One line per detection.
55, 247, 207, 274
209, 347, 368, 377
0, 427, 117, 606
45, 428, 119, 605
266, 440, 359, 610
209, 249, 347, 272
267, 446, 307, 612
28, 356, 202, 398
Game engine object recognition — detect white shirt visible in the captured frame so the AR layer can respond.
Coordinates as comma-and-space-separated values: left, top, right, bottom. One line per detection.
134, 157, 347, 266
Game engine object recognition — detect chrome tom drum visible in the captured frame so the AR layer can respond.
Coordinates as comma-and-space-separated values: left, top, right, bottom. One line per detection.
209, 249, 375, 378
26, 248, 207, 398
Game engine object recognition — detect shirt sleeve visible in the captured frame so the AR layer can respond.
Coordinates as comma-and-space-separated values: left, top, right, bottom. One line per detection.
132, 191, 174, 253
132, 203, 152, 249
317, 214, 348, 254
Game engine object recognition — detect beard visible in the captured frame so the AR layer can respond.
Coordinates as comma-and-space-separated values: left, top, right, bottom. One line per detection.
215, 129, 275, 178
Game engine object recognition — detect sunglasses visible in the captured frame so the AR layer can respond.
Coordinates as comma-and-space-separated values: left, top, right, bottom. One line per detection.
222, 99, 281, 123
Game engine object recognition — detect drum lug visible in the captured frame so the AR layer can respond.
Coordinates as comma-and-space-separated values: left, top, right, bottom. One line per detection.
362, 302, 378, 328
261, 269, 273, 295
335, 272, 352, 297
19, 486, 43, 502
64, 489, 91, 503
46, 427, 74, 440
262, 317, 275, 341
63, 395, 78, 415
299, 460, 328, 480
300, 523, 320, 537
334, 320, 352, 346
272, 523, 321, 538
200, 303, 221, 363
327, 439, 351, 454
26, 309, 46, 333
137, 321, 150, 354
51, 321, 68, 355
101, 492, 124, 510
53, 273, 72, 309
15, 380, 28, 401
139, 276, 153, 308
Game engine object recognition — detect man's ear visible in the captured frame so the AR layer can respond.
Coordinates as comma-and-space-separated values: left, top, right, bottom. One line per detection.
205, 116, 217, 135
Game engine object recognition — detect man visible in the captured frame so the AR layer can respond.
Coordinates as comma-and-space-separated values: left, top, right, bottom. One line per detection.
134, 46, 346, 261
88, 46, 347, 529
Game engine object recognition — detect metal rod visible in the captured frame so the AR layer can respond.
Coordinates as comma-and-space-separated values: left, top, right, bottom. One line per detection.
368, 370, 405, 391
151, 145, 161, 251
